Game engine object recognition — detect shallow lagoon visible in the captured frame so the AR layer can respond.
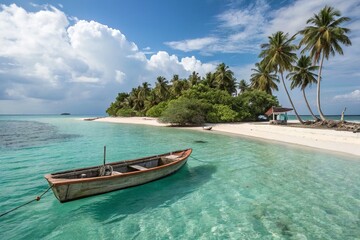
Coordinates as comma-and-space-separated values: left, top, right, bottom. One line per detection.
1, 116, 359, 239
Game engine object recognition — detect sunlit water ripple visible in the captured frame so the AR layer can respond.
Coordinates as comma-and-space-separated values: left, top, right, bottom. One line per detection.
0, 115, 359, 239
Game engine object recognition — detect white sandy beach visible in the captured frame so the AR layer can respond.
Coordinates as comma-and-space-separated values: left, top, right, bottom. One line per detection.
94, 117, 360, 157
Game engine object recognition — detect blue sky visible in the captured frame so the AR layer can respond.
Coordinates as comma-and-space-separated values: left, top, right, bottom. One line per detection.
0, 0, 359, 115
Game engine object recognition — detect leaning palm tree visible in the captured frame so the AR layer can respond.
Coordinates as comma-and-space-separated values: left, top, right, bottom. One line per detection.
299, 5, 352, 120
287, 55, 319, 120
250, 63, 279, 95
259, 31, 303, 124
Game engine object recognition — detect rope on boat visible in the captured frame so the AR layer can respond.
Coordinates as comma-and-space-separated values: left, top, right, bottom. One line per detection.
0, 184, 53, 218
189, 155, 209, 163
99, 165, 113, 176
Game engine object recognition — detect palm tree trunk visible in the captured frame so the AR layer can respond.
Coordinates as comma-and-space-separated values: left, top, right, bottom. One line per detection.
316, 54, 326, 120
280, 72, 303, 124
302, 89, 320, 121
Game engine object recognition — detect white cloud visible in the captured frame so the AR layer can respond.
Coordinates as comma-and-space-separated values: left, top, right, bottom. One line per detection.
115, 70, 126, 83
266, 0, 359, 36
165, 0, 359, 56
334, 90, 360, 101
165, 37, 218, 52
180, 56, 215, 75
0, 4, 214, 114
166, 0, 269, 54
147, 51, 216, 78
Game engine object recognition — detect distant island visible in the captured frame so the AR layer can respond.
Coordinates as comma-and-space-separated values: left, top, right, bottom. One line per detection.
60, 113, 71, 115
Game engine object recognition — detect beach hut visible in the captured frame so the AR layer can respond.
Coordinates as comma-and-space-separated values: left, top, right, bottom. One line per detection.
265, 106, 293, 124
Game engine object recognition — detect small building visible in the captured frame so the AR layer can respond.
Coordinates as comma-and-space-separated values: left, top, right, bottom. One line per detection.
265, 106, 293, 124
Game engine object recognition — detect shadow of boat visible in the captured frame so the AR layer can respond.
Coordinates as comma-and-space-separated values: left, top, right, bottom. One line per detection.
65, 164, 216, 221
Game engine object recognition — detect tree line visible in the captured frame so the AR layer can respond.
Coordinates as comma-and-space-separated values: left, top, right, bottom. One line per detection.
107, 5, 351, 125
106, 63, 279, 125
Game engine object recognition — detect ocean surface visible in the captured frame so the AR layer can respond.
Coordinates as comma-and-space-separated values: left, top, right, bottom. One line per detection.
0, 115, 359, 239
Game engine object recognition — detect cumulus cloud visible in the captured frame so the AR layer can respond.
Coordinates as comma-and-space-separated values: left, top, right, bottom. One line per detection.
0, 4, 215, 113
334, 90, 360, 101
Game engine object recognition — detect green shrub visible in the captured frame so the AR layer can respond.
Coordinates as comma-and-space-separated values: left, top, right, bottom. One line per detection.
116, 107, 136, 117
233, 90, 279, 121
206, 104, 238, 122
160, 97, 210, 126
146, 102, 168, 117
183, 84, 233, 105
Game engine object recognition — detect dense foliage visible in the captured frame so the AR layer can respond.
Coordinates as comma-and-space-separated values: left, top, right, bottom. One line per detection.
106, 63, 279, 125
160, 98, 210, 126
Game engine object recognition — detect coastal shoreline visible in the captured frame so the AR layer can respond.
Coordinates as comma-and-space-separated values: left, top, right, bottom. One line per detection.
93, 117, 360, 157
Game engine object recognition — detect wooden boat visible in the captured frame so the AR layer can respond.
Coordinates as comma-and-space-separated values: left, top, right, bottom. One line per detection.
45, 148, 192, 203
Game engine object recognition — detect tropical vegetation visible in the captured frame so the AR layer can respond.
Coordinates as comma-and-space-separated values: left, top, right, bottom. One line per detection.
298, 5, 352, 120
287, 55, 319, 120
259, 31, 304, 124
107, 62, 279, 125
107, 5, 351, 126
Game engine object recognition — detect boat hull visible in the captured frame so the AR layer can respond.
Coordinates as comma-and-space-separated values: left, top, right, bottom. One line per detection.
45, 149, 191, 202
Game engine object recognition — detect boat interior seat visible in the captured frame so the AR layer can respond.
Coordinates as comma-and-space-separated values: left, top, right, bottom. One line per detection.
129, 165, 148, 171
164, 155, 179, 160
112, 171, 123, 175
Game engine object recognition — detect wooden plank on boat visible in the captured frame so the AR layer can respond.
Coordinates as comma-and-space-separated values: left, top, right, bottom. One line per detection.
129, 165, 148, 171
164, 155, 179, 160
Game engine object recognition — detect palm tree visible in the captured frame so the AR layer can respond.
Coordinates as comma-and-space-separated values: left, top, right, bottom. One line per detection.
141, 82, 151, 93
139, 82, 151, 100
259, 31, 303, 124
287, 55, 319, 120
129, 87, 142, 111
250, 63, 279, 95
214, 63, 237, 95
137, 82, 151, 113
188, 71, 201, 87
145, 90, 159, 109
155, 76, 169, 101
170, 74, 183, 98
115, 92, 129, 108
203, 72, 217, 88
238, 79, 249, 94
299, 5, 351, 120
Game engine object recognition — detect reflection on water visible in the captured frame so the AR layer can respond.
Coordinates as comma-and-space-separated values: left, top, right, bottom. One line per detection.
80, 165, 216, 220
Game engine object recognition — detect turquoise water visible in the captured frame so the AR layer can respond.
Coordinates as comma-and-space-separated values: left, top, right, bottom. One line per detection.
1, 115, 359, 239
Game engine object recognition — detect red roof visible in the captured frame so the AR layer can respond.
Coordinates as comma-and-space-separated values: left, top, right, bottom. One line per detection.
265, 106, 293, 116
